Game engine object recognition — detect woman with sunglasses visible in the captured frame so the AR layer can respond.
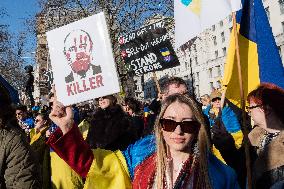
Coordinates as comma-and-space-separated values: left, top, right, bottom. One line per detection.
47, 94, 239, 189
203, 90, 243, 163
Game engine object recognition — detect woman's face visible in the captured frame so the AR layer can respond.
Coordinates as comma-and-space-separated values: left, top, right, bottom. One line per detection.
122, 104, 134, 116
211, 97, 221, 109
98, 97, 112, 109
248, 100, 266, 128
35, 115, 46, 128
162, 101, 197, 153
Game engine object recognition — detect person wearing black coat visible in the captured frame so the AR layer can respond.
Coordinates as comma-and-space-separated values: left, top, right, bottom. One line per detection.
122, 97, 144, 141
86, 95, 133, 151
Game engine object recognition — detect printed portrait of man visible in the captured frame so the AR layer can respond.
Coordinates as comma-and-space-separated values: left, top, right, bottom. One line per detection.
63, 29, 102, 83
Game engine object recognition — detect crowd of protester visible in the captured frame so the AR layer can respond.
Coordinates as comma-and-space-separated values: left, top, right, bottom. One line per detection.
0, 76, 283, 189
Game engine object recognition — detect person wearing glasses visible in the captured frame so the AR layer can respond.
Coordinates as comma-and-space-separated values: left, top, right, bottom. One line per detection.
47, 94, 239, 189
246, 83, 284, 188
203, 90, 243, 163
144, 77, 190, 136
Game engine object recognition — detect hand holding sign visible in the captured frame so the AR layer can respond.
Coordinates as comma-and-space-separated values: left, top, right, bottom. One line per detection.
49, 86, 74, 135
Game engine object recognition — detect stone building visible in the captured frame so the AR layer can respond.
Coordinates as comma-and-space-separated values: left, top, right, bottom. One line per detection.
140, 0, 284, 100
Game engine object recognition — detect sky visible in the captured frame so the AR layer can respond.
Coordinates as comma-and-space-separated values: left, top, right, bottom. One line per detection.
1, 0, 41, 65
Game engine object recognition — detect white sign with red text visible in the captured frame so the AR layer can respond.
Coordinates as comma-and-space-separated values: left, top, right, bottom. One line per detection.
46, 12, 120, 106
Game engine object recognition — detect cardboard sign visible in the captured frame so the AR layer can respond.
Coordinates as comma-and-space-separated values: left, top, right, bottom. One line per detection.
119, 20, 180, 76
46, 12, 120, 105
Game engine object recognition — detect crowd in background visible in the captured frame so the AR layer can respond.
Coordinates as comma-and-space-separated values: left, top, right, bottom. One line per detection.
0, 76, 284, 189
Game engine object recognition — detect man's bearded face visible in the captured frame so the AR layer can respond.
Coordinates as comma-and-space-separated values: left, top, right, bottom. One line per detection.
64, 30, 93, 78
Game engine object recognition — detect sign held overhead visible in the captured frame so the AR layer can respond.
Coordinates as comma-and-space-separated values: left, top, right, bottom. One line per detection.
119, 20, 180, 76
46, 12, 120, 106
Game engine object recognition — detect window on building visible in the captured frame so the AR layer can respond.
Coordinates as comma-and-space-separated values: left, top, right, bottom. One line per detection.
229, 15, 232, 22
184, 75, 189, 81
221, 32, 225, 43
212, 25, 215, 31
216, 81, 221, 89
220, 20, 223, 27
216, 65, 221, 76
195, 57, 198, 65
196, 72, 199, 81
185, 62, 188, 69
222, 47, 226, 56
279, 0, 284, 14
210, 82, 214, 90
195, 85, 200, 97
282, 22, 284, 33
209, 68, 213, 78
213, 36, 217, 45
265, 7, 270, 20
215, 50, 218, 58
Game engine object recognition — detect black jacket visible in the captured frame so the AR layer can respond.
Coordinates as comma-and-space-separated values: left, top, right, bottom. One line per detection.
86, 104, 133, 151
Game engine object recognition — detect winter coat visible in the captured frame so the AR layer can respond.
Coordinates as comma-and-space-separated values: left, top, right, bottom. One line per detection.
249, 127, 284, 188
0, 126, 41, 189
86, 104, 133, 151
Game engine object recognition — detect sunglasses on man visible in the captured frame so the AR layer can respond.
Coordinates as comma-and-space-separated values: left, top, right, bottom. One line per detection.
160, 118, 200, 134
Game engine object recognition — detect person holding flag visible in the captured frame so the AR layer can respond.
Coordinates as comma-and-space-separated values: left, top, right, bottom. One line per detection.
203, 90, 243, 164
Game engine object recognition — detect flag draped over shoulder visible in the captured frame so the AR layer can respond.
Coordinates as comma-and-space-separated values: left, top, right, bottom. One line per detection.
174, 0, 242, 48
222, 0, 284, 107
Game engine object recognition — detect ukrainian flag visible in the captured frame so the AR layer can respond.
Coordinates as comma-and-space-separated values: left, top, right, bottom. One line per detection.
222, 0, 284, 107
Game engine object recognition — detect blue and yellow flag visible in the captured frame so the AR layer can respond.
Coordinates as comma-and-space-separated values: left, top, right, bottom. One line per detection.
222, 0, 284, 107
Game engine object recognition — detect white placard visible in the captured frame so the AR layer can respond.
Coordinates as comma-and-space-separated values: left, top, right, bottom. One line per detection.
46, 12, 120, 106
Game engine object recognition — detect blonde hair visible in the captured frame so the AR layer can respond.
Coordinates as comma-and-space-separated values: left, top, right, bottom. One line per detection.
154, 94, 212, 188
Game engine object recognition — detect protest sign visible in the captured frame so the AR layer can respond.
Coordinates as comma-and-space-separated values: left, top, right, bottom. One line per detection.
46, 12, 120, 106
119, 20, 180, 76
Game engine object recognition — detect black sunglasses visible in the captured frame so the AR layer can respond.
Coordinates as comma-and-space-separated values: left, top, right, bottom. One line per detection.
246, 104, 262, 111
160, 118, 200, 134
211, 97, 221, 102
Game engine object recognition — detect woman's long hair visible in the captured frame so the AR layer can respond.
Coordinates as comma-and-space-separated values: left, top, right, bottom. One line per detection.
154, 94, 212, 188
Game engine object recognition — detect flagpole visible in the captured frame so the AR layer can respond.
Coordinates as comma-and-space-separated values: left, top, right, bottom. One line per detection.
232, 12, 252, 189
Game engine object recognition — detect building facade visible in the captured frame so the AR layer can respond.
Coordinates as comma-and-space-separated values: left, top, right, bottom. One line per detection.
140, 0, 284, 100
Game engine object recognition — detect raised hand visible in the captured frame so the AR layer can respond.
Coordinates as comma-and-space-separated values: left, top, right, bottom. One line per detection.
49, 85, 74, 135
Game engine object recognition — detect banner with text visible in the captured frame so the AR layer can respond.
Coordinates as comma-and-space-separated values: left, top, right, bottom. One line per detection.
46, 12, 120, 106
119, 20, 180, 76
